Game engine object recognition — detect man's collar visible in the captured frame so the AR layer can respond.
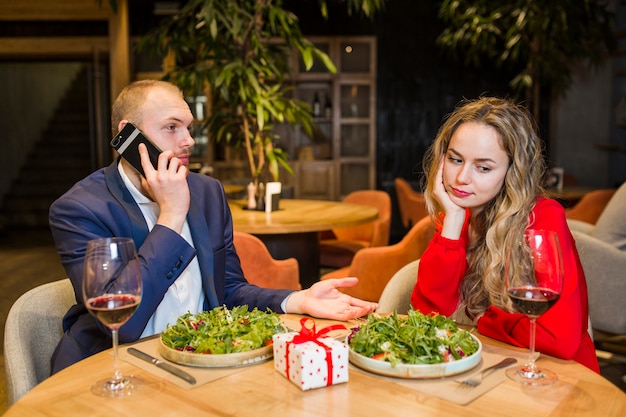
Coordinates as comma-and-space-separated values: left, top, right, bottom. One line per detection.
117, 161, 152, 204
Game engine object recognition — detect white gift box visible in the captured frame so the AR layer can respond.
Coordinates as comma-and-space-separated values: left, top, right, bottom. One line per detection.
273, 331, 349, 391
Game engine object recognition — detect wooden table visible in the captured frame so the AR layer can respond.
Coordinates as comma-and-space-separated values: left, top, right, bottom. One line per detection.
229, 199, 378, 287
222, 184, 245, 196
5, 315, 625, 417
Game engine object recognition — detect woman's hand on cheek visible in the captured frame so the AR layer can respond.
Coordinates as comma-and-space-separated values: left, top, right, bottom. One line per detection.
434, 156, 466, 240
434, 156, 463, 216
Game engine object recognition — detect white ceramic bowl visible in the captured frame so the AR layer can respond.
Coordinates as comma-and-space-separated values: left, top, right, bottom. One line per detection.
348, 333, 482, 379
159, 339, 273, 368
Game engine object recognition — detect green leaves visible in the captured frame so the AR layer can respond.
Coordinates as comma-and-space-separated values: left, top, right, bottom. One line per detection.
160, 306, 286, 354
436, 0, 616, 117
138, 0, 383, 181
348, 310, 479, 367
319, 0, 385, 18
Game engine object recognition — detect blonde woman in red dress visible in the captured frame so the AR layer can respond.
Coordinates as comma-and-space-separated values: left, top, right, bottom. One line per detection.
411, 97, 599, 372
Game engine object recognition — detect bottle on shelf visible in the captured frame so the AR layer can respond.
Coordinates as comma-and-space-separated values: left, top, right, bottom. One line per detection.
324, 94, 332, 119
313, 92, 321, 118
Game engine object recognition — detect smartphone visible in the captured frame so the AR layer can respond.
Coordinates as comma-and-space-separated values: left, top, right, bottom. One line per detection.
110, 123, 162, 177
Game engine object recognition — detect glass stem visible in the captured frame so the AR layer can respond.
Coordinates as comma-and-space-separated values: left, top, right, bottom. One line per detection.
527, 317, 538, 372
111, 328, 122, 382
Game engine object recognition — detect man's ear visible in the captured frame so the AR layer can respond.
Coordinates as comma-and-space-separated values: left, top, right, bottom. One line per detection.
118, 120, 129, 133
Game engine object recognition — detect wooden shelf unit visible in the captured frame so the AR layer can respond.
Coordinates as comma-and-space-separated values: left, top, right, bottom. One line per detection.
211, 36, 377, 201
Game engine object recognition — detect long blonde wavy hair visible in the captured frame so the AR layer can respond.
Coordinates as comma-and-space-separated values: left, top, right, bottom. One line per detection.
422, 97, 547, 318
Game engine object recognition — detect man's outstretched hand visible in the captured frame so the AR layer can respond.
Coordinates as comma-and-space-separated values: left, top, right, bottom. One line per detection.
285, 277, 378, 321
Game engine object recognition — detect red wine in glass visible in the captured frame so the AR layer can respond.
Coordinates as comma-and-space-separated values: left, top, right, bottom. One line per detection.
505, 229, 564, 386
83, 237, 143, 397
508, 287, 560, 318
86, 294, 140, 328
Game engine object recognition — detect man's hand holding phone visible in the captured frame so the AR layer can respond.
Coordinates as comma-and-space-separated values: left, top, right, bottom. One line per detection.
110, 123, 161, 177
138, 143, 190, 235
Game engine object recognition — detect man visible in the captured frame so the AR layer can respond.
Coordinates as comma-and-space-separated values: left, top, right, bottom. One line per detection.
49, 80, 377, 373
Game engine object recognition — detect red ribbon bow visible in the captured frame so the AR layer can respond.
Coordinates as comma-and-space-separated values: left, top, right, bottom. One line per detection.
285, 318, 347, 387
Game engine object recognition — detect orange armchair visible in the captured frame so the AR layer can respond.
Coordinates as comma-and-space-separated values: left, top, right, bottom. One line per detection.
320, 216, 435, 302
233, 231, 301, 290
319, 190, 392, 268
394, 177, 428, 229
565, 188, 616, 225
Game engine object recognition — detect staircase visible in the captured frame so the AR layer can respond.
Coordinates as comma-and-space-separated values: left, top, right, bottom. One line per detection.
1, 69, 93, 229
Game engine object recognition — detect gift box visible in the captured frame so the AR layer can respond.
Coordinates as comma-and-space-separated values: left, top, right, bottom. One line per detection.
273, 318, 349, 391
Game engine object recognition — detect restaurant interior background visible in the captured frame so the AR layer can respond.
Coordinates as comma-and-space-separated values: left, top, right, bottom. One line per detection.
1, 0, 626, 239
0, 0, 625, 406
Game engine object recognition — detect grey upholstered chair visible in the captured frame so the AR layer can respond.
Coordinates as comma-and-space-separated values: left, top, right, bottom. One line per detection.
568, 181, 626, 336
570, 226, 626, 335
4, 278, 75, 405
376, 260, 419, 314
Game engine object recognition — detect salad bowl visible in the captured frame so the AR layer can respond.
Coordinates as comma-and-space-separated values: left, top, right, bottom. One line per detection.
348, 333, 482, 379
158, 306, 284, 368
158, 340, 273, 368
347, 311, 482, 379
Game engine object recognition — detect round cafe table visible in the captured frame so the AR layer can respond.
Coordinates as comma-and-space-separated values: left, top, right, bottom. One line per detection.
228, 199, 379, 288
4, 315, 625, 417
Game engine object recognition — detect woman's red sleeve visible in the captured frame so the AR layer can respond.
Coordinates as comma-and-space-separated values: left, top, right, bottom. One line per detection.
477, 198, 598, 372
410, 230, 468, 316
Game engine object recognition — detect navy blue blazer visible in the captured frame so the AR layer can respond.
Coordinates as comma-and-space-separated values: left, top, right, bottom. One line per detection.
49, 159, 293, 373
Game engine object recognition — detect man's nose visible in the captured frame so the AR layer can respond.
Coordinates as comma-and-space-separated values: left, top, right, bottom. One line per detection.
182, 129, 195, 148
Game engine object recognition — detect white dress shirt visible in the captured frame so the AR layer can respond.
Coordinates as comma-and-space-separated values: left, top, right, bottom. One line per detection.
117, 163, 205, 337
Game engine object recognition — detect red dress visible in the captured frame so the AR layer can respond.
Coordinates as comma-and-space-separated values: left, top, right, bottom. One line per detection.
410, 197, 600, 373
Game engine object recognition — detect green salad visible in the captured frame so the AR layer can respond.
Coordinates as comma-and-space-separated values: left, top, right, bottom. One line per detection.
161, 305, 286, 354
348, 310, 479, 367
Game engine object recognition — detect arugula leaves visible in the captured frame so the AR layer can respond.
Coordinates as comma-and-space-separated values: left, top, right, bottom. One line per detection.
161, 305, 286, 354
348, 310, 479, 367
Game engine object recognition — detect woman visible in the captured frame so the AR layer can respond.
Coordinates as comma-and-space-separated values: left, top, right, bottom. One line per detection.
411, 97, 599, 372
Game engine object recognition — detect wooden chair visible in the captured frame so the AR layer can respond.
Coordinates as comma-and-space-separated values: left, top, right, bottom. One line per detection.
319, 190, 392, 268
4, 279, 75, 406
320, 216, 435, 302
394, 177, 429, 228
233, 231, 301, 290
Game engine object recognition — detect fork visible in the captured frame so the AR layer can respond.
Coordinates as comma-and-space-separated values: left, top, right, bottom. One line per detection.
454, 357, 518, 388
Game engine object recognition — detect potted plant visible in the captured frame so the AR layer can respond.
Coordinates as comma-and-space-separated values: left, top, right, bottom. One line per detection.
138, 0, 384, 209
436, 0, 615, 120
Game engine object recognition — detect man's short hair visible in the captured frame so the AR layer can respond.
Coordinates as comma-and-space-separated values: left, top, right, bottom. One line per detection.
111, 80, 183, 135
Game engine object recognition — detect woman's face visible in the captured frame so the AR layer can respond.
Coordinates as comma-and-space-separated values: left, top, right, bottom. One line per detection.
442, 121, 510, 214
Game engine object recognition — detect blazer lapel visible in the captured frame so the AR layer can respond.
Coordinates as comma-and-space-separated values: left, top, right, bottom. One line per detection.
104, 159, 150, 246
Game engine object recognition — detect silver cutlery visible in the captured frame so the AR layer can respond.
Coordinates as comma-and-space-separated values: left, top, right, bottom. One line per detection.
454, 357, 517, 388
127, 347, 196, 385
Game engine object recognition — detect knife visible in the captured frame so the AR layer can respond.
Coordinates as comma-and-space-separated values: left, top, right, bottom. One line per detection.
127, 348, 197, 385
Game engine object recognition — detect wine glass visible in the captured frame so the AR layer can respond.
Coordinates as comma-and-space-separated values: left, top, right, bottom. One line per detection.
505, 229, 564, 386
83, 237, 143, 397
